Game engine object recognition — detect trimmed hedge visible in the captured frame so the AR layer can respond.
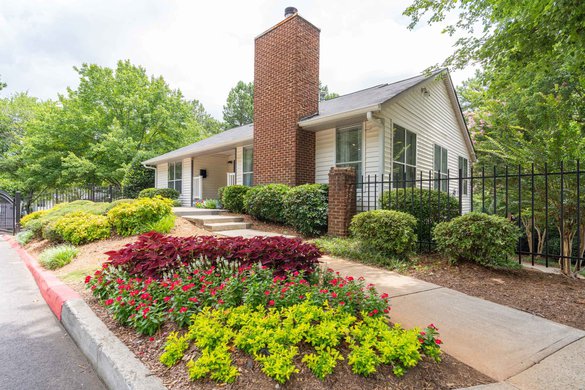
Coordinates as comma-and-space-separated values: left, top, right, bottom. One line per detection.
433, 212, 521, 269
220, 185, 250, 214
52, 211, 111, 245
243, 184, 290, 223
138, 187, 180, 200
107, 196, 174, 237
380, 188, 460, 250
350, 210, 417, 259
283, 184, 328, 236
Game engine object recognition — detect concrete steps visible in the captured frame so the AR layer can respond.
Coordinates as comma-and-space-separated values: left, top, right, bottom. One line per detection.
183, 215, 245, 227
173, 207, 227, 217
204, 222, 252, 231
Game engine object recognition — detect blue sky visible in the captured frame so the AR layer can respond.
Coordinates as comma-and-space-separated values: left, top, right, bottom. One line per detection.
0, 0, 476, 119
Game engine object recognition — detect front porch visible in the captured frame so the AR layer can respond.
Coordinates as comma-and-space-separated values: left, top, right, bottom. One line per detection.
189, 149, 236, 204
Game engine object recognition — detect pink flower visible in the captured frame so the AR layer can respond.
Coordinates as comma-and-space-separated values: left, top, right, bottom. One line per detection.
164, 296, 171, 302
268, 300, 275, 306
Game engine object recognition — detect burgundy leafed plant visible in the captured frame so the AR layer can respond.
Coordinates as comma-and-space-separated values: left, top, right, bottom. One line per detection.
104, 232, 321, 278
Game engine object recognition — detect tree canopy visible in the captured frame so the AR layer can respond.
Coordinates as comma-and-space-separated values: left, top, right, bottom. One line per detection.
222, 81, 254, 128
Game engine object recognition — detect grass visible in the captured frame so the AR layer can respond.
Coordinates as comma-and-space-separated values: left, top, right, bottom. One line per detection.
38, 244, 78, 270
61, 267, 98, 283
312, 236, 413, 272
15, 230, 34, 245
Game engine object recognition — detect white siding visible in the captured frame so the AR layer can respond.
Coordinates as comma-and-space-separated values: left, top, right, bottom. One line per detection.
236, 146, 244, 185
314, 121, 383, 185
315, 128, 335, 183
381, 76, 473, 212
156, 163, 168, 189
179, 158, 192, 206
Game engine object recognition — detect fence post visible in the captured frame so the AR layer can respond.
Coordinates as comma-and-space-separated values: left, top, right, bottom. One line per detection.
14, 191, 21, 234
109, 185, 113, 202
327, 167, 356, 237
458, 168, 463, 215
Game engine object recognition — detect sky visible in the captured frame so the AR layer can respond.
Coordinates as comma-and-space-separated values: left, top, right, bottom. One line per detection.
0, 0, 476, 120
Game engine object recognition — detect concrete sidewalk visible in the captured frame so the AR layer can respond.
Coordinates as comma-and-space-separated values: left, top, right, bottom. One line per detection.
322, 256, 585, 390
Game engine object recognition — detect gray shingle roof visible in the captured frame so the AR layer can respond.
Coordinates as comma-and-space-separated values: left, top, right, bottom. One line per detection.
142, 123, 253, 165
143, 70, 444, 165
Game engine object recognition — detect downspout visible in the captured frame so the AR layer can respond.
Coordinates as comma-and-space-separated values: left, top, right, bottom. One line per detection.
141, 163, 157, 188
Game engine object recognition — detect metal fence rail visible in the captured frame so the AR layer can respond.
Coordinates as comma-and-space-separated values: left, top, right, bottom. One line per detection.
356, 162, 584, 271
30, 185, 123, 212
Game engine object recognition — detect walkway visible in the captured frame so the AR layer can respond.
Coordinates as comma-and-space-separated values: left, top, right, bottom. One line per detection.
0, 238, 105, 390
323, 256, 585, 390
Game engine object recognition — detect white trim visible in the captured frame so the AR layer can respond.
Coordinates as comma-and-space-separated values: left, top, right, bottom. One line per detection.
299, 104, 381, 129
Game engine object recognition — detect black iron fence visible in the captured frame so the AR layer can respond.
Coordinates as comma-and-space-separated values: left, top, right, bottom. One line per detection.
29, 185, 123, 212
0, 190, 20, 235
356, 162, 584, 273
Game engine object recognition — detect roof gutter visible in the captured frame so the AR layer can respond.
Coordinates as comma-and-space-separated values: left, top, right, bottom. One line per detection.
298, 104, 381, 129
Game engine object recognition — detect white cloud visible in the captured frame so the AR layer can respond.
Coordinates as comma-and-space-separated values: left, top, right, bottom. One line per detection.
0, 0, 477, 119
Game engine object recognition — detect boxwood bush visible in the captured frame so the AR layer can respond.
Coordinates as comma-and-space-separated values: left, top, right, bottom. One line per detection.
283, 184, 328, 236
349, 210, 417, 259
138, 187, 180, 200
380, 188, 460, 250
433, 212, 521, 269
243, 184, 290, 223
107, 196, 174, 236
52, 211, 111, 245
220, 185, 250, 214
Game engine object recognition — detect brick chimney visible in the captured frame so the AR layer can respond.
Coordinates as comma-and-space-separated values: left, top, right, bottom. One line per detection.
253, 7, 320, 186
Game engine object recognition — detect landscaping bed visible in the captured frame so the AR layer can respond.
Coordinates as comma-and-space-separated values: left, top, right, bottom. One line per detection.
408, 255, 585, 331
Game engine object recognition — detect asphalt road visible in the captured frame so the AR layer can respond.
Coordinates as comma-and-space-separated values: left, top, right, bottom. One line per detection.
0, 238, 106, 390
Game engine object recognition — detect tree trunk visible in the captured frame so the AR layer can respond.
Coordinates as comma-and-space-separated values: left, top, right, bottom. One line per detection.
559, 229, 576, 276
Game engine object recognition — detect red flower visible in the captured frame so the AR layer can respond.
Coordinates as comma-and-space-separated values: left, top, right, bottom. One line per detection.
218, 299, 224, 304
188, 297, 198, 303
84, 275, 91, 284
339, 301, 345, 305
179, 307, 188, 313
104, 299, 114, 306
164, 296, 171, 302
264, 290, 271, 296
268, 300, 275, 306
149, 337, 155, 342
435, 339, 442, 345
331, 292, 338, 298
380, 293, 389, 299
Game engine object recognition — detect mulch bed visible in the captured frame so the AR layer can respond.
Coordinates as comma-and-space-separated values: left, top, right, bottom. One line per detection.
79, 287, 492, 390
408, 255, 585, 331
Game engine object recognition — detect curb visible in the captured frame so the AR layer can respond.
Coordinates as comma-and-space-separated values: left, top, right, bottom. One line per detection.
3, 235, 166, 390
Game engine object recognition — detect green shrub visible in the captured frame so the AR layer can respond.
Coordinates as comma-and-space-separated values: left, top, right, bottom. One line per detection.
433, 212, 521, 269
194, 199, 219, 209
349, 210, 417, 259
220, 185, 250, 214
38, 244, 78, 270
107, 196, 173, 236
20, 210, 48, 228
53, 211, 112, 245
15, 230, 34, 245
283, 184, 328, 236
143, 214, 176, 234
41, 220, 62, 242
380, 189, 460, 250
244, 184, 290, 223
25, 219, 43, 238
121, 152, 156, 198
138, 187, 180, 200
105, 199, 135, 211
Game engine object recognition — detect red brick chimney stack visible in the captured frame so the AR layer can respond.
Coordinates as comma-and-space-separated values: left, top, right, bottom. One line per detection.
253, 7, 320, 186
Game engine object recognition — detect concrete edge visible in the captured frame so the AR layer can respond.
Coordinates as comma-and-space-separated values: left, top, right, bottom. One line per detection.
62, 299, 166, 390
1, 235, 166, 390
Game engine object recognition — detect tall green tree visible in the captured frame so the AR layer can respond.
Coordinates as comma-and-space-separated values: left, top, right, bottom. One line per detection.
319, 82, 339, 100
222, 81, 254, 128
191, 99, 223, 135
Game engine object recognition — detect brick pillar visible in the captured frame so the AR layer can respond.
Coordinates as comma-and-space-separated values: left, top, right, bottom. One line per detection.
327, 167, 356, 236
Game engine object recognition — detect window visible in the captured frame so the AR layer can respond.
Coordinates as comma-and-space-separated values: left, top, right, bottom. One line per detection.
392, 125, 417, 187
434, 145, 448, 192
168, 161, 182, 193
458, 156, 469, 195
336, 125, 362, 176
243, 146, 253, 186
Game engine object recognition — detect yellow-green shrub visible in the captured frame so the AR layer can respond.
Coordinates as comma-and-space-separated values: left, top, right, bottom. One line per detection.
107, 196, 173, 237
53, 212, 111, 245
20, 210, 48, 228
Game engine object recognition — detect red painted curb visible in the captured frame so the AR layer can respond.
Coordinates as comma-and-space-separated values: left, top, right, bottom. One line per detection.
2, 236, 80, 320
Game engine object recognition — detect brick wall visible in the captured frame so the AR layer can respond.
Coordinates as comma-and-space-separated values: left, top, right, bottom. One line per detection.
253, 13, 319, 186
327, 167, 357, 236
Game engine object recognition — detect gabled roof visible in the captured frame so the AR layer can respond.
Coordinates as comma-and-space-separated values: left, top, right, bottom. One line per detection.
142, 123, 253, 165
143, 69, 462, 165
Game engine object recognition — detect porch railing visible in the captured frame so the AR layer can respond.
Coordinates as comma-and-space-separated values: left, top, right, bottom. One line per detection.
227, 172, 236, 186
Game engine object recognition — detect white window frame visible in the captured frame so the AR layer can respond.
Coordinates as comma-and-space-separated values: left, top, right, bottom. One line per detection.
392, 124, 417, 188
168, 161, 182, 194
433, 144, 449, 192
458, 156, 469, 195
242, 146, 253, 186
335, 124, 363, 177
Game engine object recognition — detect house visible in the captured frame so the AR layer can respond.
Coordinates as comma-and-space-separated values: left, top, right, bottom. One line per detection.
143, 7, 476, 211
